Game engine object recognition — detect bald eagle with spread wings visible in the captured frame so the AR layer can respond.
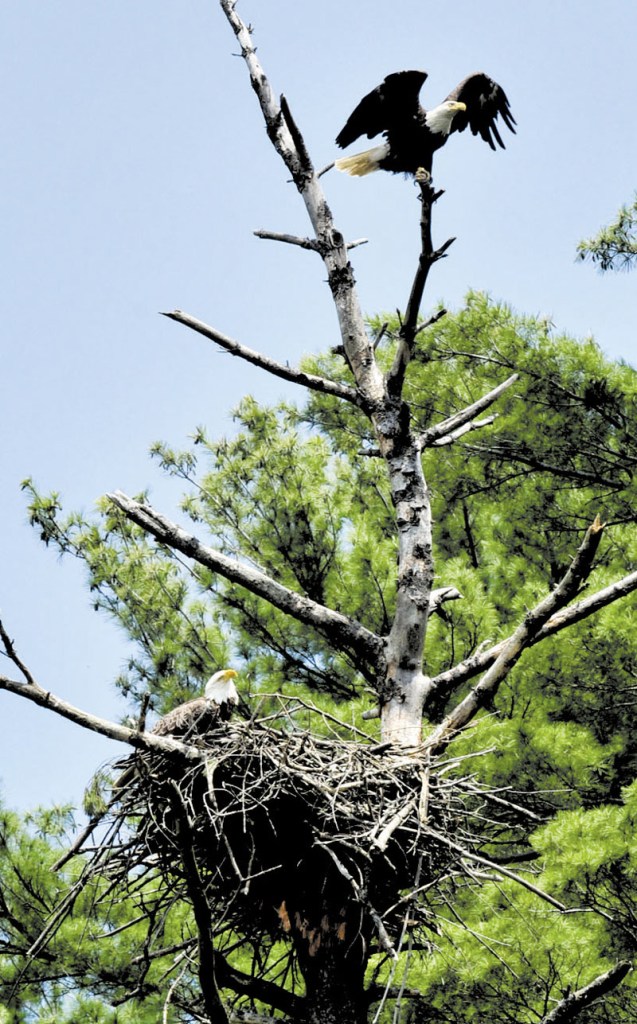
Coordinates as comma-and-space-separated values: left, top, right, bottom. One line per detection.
334, 71, 515, 179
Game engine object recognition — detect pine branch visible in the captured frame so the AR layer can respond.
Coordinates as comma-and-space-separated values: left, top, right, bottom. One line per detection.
162, 310, 362, 406
539, 961, 632, 1023
107, 491, 384, 665
426, 517, 605, 753
425, 828, 567, 911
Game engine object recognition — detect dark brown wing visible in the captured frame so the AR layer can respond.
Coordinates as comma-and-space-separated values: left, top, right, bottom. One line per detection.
113, 697, 231, 791
444, 73, 516, 150
152, 697, 220, 738
336, 70, 428, 149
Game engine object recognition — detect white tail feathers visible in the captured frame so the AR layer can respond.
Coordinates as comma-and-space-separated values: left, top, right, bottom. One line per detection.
334, 143, 389, 177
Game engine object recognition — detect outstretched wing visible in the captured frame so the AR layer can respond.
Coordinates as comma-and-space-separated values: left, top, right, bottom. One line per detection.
336, 70, 428, 149
445, 73, 516, 150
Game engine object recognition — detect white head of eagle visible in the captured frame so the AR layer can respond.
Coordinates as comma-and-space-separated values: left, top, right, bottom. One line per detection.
334, 70, 515, 178
204, 669, 240, 708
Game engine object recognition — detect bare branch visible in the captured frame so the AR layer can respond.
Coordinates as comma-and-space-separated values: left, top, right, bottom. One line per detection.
420, 373, 518, 448
372, 321, 389, 350
428, 586, 463, 613
254, 229, 368, 252
0, 619, 36, 685
427, 565, 637, 708
218, 0, 385, 406
387, 183, 449, 395
163, 310, 361, 406
253, 229, 321, 251
540, 961, 632, 1024
0, 669, 212, 762
346, 238, 369, 251
414, 307, 447, 338
430, 414, 497, 447
425, 517, 605, 752
107, 491, 384, 665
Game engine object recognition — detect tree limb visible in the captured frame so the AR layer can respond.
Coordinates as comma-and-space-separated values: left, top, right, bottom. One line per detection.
214, 954, 301, 1018
162, 310, 362, 407
107, 491, 384, 665
426, 565, 637, 709
420, 373, 518, 448
425, 517, 605, 753
539, 961, 632, 1023
254, 229, 368, 252
387, 183, 449, 396
430, 414, 498, 447
0, 669, 209, 762
218, 0, 385, 406
218, 3, 436, 747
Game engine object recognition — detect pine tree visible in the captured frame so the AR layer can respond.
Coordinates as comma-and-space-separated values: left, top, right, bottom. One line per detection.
3, 4, 637, 1021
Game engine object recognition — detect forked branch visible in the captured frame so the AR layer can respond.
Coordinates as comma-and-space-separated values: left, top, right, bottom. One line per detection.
420, 373, 518, 448
425, 516, 605, 753
427, 564, 637, 709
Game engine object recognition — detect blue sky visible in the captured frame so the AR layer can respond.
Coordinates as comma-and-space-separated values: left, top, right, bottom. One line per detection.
1, 1, 636, 811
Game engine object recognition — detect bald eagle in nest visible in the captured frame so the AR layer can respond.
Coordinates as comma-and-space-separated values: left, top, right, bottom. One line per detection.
151, 669, 239, 739
334, 71, 515, 179
114, 670, 239, 791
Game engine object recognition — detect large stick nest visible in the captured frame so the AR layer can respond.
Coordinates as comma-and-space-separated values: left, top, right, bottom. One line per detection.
106, 710, 524, 953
